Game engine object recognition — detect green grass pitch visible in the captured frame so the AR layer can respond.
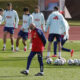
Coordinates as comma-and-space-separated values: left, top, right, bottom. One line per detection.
0, 39, 80, 80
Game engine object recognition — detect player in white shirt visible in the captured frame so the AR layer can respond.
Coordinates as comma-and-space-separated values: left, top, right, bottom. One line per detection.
0, 8, 4, 24
16, 7, 33, 51
29, 6, 45, 49
1, 3, 19, 51
45, 6, 66, 59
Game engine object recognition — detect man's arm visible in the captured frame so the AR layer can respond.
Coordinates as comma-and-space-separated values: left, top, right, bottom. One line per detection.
45, 15, 51, 32
36, 29, 46, 46
15, 11, 19, 29
60, 15, 67, 33
41, 13, 45, 31
0, 11, 5, 24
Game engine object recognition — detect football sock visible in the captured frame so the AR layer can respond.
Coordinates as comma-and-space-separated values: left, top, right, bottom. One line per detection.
11, 45, 14, 48
16, 47, 19, 51
24, 46, 27, 49
3, 44, 6, 48
26, 70, 29, 73
58, 52, 61, 57
47, 52, 50, 57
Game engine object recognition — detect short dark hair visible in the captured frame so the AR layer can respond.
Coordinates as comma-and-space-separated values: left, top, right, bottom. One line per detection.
35, 5, 40, 9
7, 3, 12, 6
23, 7, 29, 12
0, 8, 4, 11
54, 6, 59, 10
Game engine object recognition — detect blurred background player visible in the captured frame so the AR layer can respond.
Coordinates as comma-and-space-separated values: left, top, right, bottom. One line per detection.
53, 19, 74, 57
21, 23, 46, 76
1, 3, 19, 51
16, 7, 33, 51
0, 8, 4, 24
45, 6, 66, 59
29, 5, 45, 49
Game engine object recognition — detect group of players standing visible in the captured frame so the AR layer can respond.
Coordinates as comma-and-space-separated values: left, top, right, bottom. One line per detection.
0, 3, 74, 76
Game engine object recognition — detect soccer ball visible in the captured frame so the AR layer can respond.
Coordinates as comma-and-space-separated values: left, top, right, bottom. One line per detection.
78, 60, 80, 65
67, 59, 74, 65
54, 58, 60, 65
62, 58, 66, 63
58, 59, 65, 65
54, 58, 66, 65
46, 58, 53, 64
74, 59, 79, 65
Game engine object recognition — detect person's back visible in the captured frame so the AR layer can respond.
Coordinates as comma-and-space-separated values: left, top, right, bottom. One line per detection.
45, 11, 66, 34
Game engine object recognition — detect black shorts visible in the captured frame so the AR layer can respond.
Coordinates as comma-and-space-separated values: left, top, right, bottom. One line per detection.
48, 34, 61, 42
18, 30, 28, 40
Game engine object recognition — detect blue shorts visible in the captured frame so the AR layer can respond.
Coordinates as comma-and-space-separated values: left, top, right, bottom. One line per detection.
48, 34, 61, 42
18, 30, 28, 40
4, 27, 14, 34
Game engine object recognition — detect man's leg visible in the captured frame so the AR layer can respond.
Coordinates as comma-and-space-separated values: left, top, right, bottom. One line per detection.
10, 34, 14, 51
26, 51, 36, 72
38, 52, 43, 73
54, 41, 58, 55
61, 39, 71, 52
61, 39, 74, 57
3, 31, 8, 50
22, 32, 28, 51
57, 41, 61, 58
21, 51, 36, 75
16, 36, 21, 51
47, 34, 54, 58
47, 42, 52, 57
22, 39, 27, 51
35, 52, 44, 76
56, 35, 62, 58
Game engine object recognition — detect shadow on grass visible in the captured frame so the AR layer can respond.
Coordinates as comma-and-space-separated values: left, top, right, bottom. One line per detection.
0, 75, 29, 78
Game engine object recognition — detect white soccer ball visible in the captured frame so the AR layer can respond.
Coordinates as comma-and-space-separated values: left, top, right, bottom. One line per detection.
62, 58, 66, 63
78, 60, 80, 65
67, 59, 74, 65
58, 59, 65, 65
74, 59, 79, 65
54, 58, 60, 65
46, 58, 53, 64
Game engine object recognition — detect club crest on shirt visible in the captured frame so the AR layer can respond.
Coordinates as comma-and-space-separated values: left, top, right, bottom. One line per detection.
35, 19, 40, 21
53, 16, 58, 20
23, 20, 27, 23
6, 16, 12, 18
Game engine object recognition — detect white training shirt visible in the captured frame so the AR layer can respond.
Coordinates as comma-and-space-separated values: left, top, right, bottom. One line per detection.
21, 14, 33, 32
32, 12, 45, 31
45, 11, 66, 34
1, 10, 19, 28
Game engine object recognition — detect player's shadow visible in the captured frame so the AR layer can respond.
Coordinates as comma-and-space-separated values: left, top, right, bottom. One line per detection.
0, 75, 30, 78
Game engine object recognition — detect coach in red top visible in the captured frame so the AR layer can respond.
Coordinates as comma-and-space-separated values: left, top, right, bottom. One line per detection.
21, 23, 46, 76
